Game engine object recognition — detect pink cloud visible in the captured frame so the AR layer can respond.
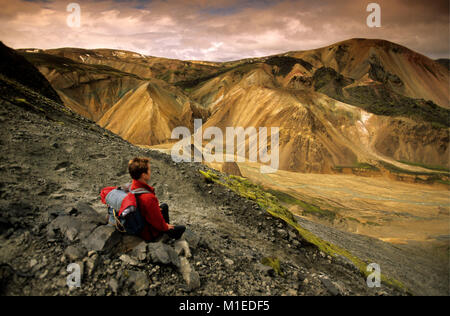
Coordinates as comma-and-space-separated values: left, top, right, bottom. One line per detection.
0, 0, 448, 60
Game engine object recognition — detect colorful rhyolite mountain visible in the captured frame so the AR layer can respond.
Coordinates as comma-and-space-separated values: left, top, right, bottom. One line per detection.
18, 38, 449, 174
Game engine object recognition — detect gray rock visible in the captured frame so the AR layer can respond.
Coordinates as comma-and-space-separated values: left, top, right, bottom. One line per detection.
179, 257, 200, 291
65, 207, 78, 216
38, 269, 49, 279
29, 259, 38, 268
224, 259, 234, 266
288, 230, 297, 240
47, 211, 99, 242
84, 254, 100, 277
109, 278, 120, 294
335, 254, 358, 272
83, 225, 121, 253
255, 263, 275, 276
286, 289, 298, 296
147, 241, 180, 268
64, 245, 87, 261
119, 254, 139, 266
66, 227, 78, 242
74, 202, 105, 224
174, 240, 191, 258
276, 229, 288, 239
124, 270, 149, 293
183, 228, 199, 249
130, 242, 147, 261
321, 277, 341, 296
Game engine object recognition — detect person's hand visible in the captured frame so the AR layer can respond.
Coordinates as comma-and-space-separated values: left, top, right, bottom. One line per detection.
168, 224, 175, 230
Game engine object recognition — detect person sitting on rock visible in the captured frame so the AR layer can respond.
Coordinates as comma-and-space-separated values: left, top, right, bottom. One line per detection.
126, 157, 185, 241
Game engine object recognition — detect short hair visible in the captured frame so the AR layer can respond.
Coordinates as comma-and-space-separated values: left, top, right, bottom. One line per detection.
128, 157, 151, 180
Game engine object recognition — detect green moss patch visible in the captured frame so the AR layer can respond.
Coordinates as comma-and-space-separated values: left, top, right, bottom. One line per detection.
266, 189, 336, 221
261, 257, 284, 276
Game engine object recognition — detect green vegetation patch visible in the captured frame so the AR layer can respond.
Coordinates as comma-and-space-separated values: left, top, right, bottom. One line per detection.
379, 161, 447, 177
313, 67, 354, 92
311, 65, 450, 128
397, 160, 450, 173
261, 257, 284, 276
344, 85, 450, 128
333, 162, 380, 172
199, 169, 409, 293
266, 189, 336, 221
14, 98, 28, 104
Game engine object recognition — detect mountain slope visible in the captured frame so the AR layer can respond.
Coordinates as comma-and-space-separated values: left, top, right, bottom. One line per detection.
98, 80, 209, 145
20, 51, 144, 121
19, 50, 209, 145
288, 38, 449, 109
0, 42, 62, 104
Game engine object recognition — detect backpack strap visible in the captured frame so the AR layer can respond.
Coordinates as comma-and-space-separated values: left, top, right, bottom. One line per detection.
130, 188, 151, 195
130, 189, 151, 217
112, 208, 126, 233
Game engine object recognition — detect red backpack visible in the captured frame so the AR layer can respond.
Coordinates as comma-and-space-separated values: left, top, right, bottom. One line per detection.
100, 184, 150, 235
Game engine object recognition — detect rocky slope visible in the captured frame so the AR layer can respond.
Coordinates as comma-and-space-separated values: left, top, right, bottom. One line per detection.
0, 44, 409, 296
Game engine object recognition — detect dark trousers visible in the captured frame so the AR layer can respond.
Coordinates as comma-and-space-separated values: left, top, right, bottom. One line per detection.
160, 203, 186, 240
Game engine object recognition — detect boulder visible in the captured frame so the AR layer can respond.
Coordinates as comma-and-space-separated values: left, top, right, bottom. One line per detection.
119, 235, 143, 253
82, 225, 121, 253
182, 228, 200, 249
147, 241, 180, 268
47, 202, 105, 243
179, 257, 200, 291
130, 242, 148, 261
320, 277, 342, 296
174, 240, 191, 258
64, 245, 87, 261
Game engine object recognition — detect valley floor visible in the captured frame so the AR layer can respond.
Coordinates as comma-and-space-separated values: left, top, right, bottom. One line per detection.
239, 163, 450, 295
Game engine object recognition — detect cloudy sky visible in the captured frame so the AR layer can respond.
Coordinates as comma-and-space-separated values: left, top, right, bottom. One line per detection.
0, 0, 448, 61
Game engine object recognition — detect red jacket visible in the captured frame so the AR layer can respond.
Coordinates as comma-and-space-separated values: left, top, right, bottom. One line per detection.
100, 179, 169, 241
